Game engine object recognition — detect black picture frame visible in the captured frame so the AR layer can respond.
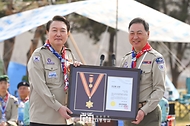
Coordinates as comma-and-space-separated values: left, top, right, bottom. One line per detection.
68, 65, 141, 121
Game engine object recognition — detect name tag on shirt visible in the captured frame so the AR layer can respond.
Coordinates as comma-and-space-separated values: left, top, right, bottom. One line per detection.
48, 72, 57, 78
142, 61, 152, 64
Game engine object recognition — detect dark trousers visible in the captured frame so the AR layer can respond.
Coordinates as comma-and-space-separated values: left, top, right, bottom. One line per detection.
30, 122, 73, 126
124, 105, 161, 126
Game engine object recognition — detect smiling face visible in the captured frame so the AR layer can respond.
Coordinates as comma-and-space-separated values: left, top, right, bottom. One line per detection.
47, 21, 69, 53
129, 23, 149, 52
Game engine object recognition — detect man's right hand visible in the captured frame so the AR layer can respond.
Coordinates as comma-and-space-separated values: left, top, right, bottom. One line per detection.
131, 109, 145, 124
0, 122, 8, 126
58, 106, 73, 119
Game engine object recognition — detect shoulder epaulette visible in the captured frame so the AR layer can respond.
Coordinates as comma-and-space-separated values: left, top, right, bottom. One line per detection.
65, 47, 72, 52
41, 46, 46, 49
148, 49, 162, 57
124, 51, 132, 56
31, 46, 45, 53
9, 95, 18, 101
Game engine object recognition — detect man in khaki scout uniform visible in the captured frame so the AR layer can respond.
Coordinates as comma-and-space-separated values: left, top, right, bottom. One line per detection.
0, 75, 18, 126
120, 18, 166, 126
27, 15, 81, 126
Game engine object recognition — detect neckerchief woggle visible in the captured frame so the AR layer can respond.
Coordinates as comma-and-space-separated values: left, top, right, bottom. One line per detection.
0, 93, 9, 122
44, 40, 69, 91
131, 42, 152, 68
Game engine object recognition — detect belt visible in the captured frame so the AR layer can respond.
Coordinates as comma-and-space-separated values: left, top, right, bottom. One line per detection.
138, 101, 147, 109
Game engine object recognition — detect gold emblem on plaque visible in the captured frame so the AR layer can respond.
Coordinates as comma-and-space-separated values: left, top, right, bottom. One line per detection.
86, 100, 93, 108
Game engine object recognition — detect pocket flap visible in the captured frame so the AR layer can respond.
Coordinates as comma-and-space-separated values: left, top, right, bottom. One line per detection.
45, 65, 58, 71
143, 69, 151, 74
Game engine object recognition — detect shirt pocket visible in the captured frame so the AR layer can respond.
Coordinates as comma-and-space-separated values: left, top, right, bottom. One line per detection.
45, 65, 60, 84
141, 68, 152, 84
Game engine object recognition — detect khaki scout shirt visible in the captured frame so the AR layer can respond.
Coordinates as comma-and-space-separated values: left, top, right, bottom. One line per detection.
0, 94, 18, 126
27, 46, 76, 124
120, 48, 166, 115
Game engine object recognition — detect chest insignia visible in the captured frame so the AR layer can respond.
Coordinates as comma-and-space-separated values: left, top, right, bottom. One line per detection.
47, 58, 55, 65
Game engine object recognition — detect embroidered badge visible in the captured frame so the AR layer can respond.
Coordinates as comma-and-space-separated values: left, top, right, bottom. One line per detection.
47, 58, 55, 65
142, 61, 152, 64
48, 72, 57, 78
33, 56, 40, 62
14, 101, 19, 105
158, 64, 164, 71
156, 57, 164, 64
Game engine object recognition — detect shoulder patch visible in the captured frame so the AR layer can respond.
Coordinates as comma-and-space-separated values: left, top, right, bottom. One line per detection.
9, 95, 18, 105
156, 57, 164, 64
33, 56, 40, 62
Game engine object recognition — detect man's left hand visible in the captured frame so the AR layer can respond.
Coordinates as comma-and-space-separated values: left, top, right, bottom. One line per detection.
131, 109, 145, 124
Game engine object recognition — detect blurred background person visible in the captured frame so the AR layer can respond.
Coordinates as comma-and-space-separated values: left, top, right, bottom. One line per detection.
159, 97, 169, 126
0, 75, 18, 126
17, 82, 30, 126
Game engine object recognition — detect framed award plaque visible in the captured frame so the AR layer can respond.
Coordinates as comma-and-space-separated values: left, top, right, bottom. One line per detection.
68, 65, 141, 120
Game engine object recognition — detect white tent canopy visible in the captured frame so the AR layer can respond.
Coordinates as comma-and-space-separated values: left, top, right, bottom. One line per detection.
0, 0, 93, 42
75, 0, 190, 43
0, 0, 190, 43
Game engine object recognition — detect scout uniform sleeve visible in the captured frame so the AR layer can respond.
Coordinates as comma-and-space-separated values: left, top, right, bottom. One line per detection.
65, 48, 77, 63
7, 97, 18, 126
119, 56, 126, 67
28, 51, 62, 111
119, 52, 132, 67
141, 56, 166, 115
